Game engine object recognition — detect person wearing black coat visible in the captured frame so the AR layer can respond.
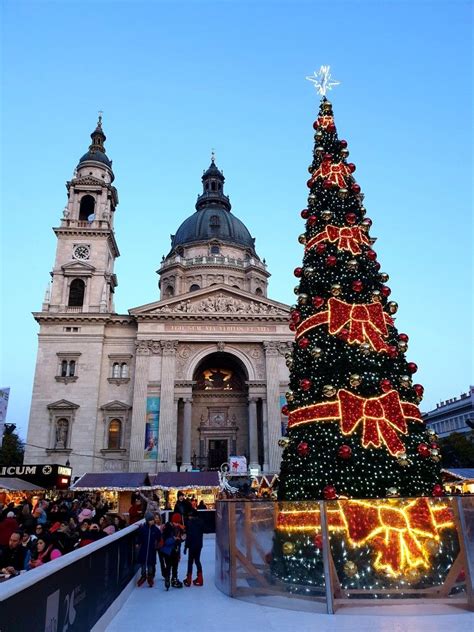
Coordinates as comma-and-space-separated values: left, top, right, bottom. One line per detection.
183, 509, 204, 586
136, 513, 162, 587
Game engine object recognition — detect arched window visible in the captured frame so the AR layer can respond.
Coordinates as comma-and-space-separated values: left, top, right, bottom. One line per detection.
189, 284, 200, 292
79, 195, 95, 221
211, 181, 216, 191
55, 418, 69, 449
255, 287, 263, 296
108, 419, 121, 450
209, 215, 220, 228
112, 362, 121, 378
210, 245, 220, 254
68, 279, 85, 306
165, 285, 174, 297
121, 363, 129, 378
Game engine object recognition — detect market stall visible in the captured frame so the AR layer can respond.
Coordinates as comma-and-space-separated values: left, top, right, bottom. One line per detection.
70, 472, 151, 517
0, 477, 44, 507
442, 468, 474, 494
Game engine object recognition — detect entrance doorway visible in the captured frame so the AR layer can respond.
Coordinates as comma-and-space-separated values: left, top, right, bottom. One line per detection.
208, 439, 228, 469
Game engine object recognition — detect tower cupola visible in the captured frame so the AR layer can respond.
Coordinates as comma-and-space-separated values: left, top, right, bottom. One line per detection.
78, 114, 113, 171
195, 155, 231, 212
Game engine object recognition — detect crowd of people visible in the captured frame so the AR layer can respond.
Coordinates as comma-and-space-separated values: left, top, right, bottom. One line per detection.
134, 492, 205, 591
0, 493, 126, 579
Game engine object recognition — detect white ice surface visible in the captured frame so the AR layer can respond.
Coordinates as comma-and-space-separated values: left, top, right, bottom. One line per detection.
105, 535, 473, 632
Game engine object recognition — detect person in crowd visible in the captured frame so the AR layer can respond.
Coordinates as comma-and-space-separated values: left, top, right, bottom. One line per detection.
99, 515, 116, 536
34, 523, 47, 540
183, 509, 204, 586
0, 511, 19, 547
136, 512, 162, 588
154, 513, 166, 579
197, 499, 207, 510
27, 534, 62, 569
0, 531, 25, 576
138, 490, 160, 516
32, 501, 47, 525
190, 496, 198, 510
55, 520, 77, 553
112, 515, 126, 531
77, 506, 94, 523
1, 502, 16, 521
173, 492, 192, 519
21, 530, 37, 568
160, 513, 185, 590
19, 503, 36, 533
128, 498, 144, 524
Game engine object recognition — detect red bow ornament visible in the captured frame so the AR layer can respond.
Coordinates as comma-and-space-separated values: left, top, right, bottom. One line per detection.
328, 298, 392, 352
306, 225, 370, 255
317, 115, 335, 130
339, 390, 410, 455
312, 161, 351, 188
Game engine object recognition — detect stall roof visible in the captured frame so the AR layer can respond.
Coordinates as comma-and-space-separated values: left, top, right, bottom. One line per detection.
442, 468, 474, 481
71, 472, 151, 491
151, 472, 219, 490
0, 477, 44, 491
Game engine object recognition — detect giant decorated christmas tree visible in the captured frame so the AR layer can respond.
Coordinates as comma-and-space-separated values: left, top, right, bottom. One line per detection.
272, 69, 459, 591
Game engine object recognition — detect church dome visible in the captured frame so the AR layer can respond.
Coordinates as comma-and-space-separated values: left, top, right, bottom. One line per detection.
170, 158, 257, 255
77, 116, 113, 169
79, 149, 112, 167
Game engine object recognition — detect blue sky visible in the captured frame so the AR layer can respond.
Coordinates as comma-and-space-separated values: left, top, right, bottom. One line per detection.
1, 0, 472, 440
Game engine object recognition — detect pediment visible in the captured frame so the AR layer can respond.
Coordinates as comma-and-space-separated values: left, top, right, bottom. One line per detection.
47, 399, 80, 410
73, 176, 104, 187
61, 261, 96, 274
130, 284, 291, 317
100, 400, 132, 411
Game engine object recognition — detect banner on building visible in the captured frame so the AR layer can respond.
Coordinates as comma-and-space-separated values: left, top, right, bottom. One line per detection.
144, 396, 160, 459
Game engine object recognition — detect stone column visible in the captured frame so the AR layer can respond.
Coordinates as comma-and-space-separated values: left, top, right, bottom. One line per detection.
157, 340, 179, 471
248, 397, 259, 471
263, 341, 283, 472
262, 399, 270, 473
182, 398, 193, 471
129, 341, 151, 471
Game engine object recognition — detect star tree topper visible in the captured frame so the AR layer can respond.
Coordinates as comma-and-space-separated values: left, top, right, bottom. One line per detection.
306, 65, 340, 96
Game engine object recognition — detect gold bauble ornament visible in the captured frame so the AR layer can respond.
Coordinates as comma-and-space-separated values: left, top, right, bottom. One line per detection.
298, 293, 309, 305
321, 209, 333, 222
285, 390, 294, 402
349, 373, 361, 387
285, 352, 292, 359
278, 438, 290, 449
323, 384, 336, 398
285, 359, 293, 368
308, 193, 317, 202
347, 259, 359, 271
304, 266, 315, 278
426, 539, 439, 554
359, 205, 366, 216
398, 341, 408, 353
311, 347, 323, 359
315, 146, 324, 155
322, 100, 332, 112
396, 453, 411, 468
386, 487, 400, 497
406, 568, 422, 583
359, 343, 371, 356
371, 290, 382, 303
282, 541, 295, 556
341, 148, 349, 158
343, 561, 358, 577
314, 130, 323, 141
387, 301, 398, 314
379, 272, 389, 283
298, 234, 307, 244
338, 188, 349, 199
293, 286, 300, 295
360, 219, 372, 233
400, 375, 412, 388
308, 165, 315, 173
331, 283, 342, 296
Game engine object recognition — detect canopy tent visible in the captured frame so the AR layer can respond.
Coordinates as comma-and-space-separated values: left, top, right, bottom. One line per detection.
441, 468, 474, 494
70, 472, 151, 491
0, 477, 44, 491
150, 471, 219, 490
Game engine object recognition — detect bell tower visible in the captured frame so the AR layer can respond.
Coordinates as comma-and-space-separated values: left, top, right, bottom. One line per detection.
45, 116, 120, 314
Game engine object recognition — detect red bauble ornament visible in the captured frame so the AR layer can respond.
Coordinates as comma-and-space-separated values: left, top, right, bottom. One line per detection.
456, 569, 466, 583
300, 208, 310, 219
338, 328, 350, 342
430, 443, 440, 450
345, 212, 357, 225
307, 178, 314, 188
387, 345, 398, 358
363, 218, 373, 227
313, 120, 319, 130
338, 445, 352, 460
290, 310, 301, 323
326, 255, 337, 267
300, 378, 312, 391
339, 139, 348, 148
294, 267, 303, 278
313, 534, 323, 550
374, 261, 381, 270
366, 249, 377, 261
352, 280, 363, 292
312, 296, 325, 308
316, 243, 326, 254
323, 485, 337, 500
417, 443, 431, 458
351, 183, 361, 194
380, 379, 392, 392
289, 322, 296, 331
381, 286, 391, 297
297, 441, 310, 457
307, 214, 318, 226
432, 484, 444, 497
281, 405, 289, 416
398, 333, 409, 342
414, 384, 424, 397
327, 123, 336, 133
323, 153, 332, 162
323, 179, 333, 189
407, 362, 418, 374
298, 337, 310, 349
347, 163, 356, 173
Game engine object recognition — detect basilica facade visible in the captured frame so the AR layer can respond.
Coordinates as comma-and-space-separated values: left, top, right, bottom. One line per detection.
25, 120, 293, 476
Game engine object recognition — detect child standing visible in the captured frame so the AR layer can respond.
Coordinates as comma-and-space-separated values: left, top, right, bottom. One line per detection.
183, 509, 204, 586
136, 513, 162, 587
161, 512, 185, 590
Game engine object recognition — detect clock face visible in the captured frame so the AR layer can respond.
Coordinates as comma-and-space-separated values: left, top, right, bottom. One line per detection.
73, 245, 90, 260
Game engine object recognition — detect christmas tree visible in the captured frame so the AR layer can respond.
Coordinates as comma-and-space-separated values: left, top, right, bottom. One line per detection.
271, 70, 459, 592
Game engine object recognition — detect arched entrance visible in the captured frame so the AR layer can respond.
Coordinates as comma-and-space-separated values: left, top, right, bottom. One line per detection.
191, 352, 248, 470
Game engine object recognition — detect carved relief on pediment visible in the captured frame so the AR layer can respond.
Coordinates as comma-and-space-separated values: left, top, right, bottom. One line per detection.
154, 293, 287, 315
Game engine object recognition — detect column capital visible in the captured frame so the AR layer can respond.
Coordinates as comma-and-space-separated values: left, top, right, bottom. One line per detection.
135, 340, 151, 356
184, 397, 193, 405
160, 340, 179, 356
248, 396, 259, 404
263, 341, 279, 356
